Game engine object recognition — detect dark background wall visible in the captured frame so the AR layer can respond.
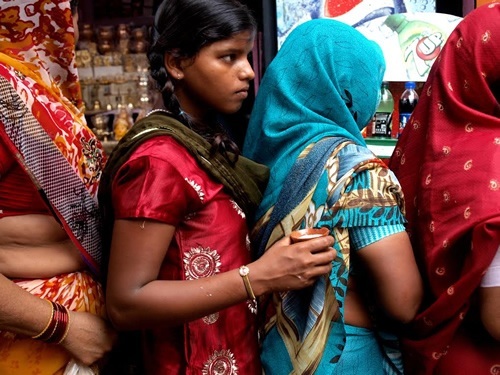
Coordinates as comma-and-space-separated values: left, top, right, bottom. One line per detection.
436, 2, 464, 16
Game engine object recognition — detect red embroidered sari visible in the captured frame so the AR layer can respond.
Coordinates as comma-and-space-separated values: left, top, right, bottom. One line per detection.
389, 3, 500, 374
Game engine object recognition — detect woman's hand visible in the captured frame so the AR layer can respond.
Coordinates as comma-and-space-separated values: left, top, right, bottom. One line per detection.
249, 235, 336, 296
61, 311, 117, 366
106, 220, 334, 329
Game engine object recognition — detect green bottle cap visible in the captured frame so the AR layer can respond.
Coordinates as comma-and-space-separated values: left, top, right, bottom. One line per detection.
384, 14, 407, 32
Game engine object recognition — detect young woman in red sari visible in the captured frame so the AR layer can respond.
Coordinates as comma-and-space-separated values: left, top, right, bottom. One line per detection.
98, 0, 336, 373
0, 1, 116, 373
389, 3, 500, 374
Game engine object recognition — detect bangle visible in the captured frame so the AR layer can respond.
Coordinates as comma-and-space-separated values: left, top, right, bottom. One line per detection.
239, 265, 257, 314
32, 301, 70, 344
46, 303, 68, 344
32, 299, 54, 339
33, 301, 59, 342
57, 306, 71, 344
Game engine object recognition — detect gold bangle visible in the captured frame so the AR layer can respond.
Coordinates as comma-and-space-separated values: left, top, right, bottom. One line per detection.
239, 265, 257, 314
32, 299, 54, 339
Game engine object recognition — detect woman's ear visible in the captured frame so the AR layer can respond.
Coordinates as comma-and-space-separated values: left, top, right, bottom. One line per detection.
164, 53, 184, 80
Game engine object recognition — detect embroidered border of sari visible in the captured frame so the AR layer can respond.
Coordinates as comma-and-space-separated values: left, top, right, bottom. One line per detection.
0, 54, 104, 274
0, 272, 105, 375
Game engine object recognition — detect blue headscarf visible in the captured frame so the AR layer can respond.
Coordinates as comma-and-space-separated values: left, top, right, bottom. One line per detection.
243, 18, 385, 222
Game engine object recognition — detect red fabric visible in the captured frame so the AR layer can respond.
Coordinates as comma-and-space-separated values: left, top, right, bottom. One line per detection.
0, 137, 50, 217
434, 319, 500, 374
389, 4, 500, 374
112, 136, 261, 375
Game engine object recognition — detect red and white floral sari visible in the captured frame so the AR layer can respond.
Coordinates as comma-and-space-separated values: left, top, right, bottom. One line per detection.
0, 1, 106, 373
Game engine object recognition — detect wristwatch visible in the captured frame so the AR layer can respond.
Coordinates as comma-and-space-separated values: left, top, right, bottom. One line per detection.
239, 265, 257, 314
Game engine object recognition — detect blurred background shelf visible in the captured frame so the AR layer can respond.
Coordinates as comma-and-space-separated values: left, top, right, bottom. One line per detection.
365, 137, 397, 160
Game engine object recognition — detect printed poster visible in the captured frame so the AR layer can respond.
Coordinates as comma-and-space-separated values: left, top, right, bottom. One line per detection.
276, 0, 462, 81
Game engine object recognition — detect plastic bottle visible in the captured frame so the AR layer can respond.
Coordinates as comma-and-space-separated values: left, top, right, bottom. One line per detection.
371, 81, 394, 138
398, 81, 419, 138
384, 13, 446, 80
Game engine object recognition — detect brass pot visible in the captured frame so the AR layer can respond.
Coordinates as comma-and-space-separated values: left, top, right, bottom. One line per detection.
80, 23, 94, 41
97, 25, 114, 41
117, 24, 130, 40
98, 39, 113, 54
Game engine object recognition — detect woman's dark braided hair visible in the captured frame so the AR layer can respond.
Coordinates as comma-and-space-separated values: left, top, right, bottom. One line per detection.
148, 0, 257, 163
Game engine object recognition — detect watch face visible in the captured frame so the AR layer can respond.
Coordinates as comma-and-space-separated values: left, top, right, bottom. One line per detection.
239, 266, 249, 276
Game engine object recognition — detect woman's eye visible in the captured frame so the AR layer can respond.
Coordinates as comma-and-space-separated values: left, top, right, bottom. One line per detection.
221, 54, 236, 62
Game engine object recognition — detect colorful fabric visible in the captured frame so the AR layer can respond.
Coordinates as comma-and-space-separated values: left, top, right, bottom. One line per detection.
0, 272, 106, 375
99, 112, 269, 225
105, 133, 262, 374
243, 19, 407, 374
0, 0, 83, 109
0, 137, 50, 216
0, 1, 107, 373
350, 224, 406, 250
256, 140, 406, 375
0, 0, 105, 274
388, 3, 500, 373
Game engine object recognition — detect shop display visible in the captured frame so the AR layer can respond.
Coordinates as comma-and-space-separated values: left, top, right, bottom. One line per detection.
113, 105, 134, 141
371, 81, 394, 138
75, 22, 156, 144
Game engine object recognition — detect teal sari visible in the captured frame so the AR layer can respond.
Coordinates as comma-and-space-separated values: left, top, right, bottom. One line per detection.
243, 19, 406, 374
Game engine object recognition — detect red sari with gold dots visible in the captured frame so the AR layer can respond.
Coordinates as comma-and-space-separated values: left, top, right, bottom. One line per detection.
389, 3, 500, 374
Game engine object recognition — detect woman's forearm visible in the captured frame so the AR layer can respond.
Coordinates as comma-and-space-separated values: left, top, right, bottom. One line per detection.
0, 273, 53, 336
